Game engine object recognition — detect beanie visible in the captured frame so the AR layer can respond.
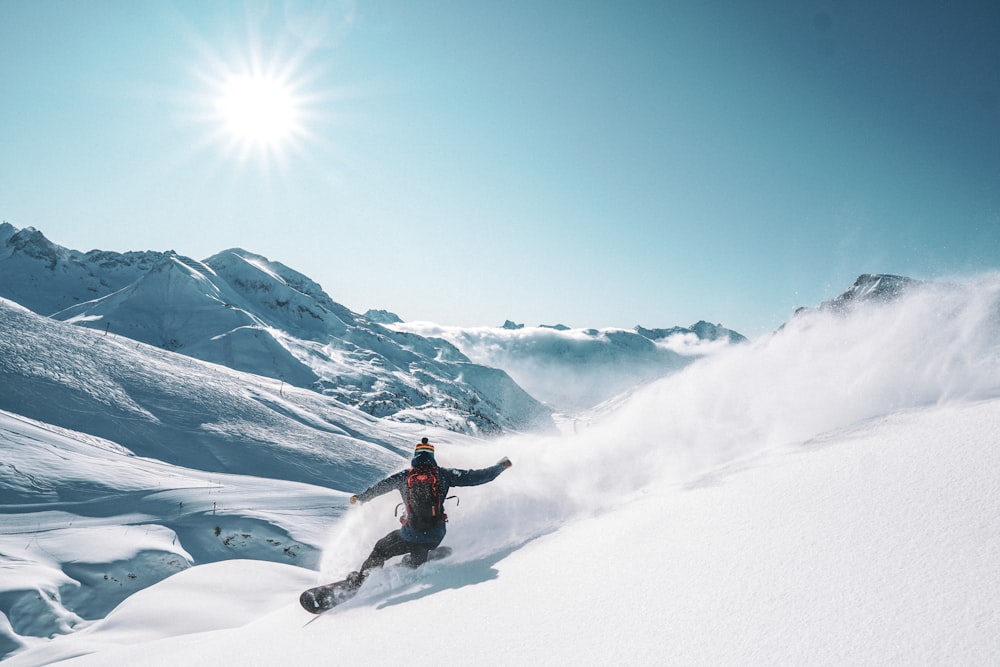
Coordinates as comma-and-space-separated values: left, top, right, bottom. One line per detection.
411, 437, 436, 466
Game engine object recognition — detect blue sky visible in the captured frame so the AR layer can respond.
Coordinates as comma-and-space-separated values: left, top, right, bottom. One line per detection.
2, 1, 997, 336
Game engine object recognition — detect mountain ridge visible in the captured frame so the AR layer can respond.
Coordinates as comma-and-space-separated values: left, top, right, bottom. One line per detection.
0, 223, 750, 427
0, 225, 551, 435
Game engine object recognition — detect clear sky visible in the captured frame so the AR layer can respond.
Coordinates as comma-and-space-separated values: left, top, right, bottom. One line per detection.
2, 1, 998, 337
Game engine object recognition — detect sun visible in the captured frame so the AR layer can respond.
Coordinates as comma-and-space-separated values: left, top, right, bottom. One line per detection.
213, 72, 304, 153
177, 6, 353, 171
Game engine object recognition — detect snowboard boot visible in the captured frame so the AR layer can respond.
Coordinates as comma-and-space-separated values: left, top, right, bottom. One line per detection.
345, 570, 366, 590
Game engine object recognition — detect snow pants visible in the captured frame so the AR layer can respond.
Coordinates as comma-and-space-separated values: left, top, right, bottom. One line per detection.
360, 528, 442, 573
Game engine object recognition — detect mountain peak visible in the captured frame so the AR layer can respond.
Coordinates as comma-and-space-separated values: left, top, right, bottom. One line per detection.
365, 309, 403, 324
7, 225, 63, 268
790, 273, 922, 323
821, 273, 921, 312
1, 220, 22, 247
837, 274, 918, 304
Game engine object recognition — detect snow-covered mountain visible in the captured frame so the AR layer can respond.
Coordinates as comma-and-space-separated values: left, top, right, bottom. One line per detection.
791, 272, 922, 319
3, 270, 1000, 664
0, 223, 747, 424
0, 223, 552, 435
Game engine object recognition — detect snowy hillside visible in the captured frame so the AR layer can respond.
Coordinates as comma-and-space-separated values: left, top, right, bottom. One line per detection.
4, 272, 1000, 664
0, 295, 488, 658
0, 223, 553, 435
0, 297, 420, 489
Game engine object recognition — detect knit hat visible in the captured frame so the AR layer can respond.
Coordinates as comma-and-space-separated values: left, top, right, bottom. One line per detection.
411, 437, 436, 466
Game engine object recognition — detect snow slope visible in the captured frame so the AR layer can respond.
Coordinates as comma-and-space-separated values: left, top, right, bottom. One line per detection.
5, 273, 1000, 665
0, 295, 481, 657
18, 400, 998, 666
0, 297, 419, 489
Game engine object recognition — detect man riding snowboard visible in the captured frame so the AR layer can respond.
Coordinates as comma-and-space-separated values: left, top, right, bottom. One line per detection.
344, 437, 512, 590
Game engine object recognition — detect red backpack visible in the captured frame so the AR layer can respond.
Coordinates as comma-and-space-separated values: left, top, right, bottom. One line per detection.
405, 465, 445, 531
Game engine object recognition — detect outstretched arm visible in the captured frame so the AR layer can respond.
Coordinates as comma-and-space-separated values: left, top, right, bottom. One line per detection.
350, 470, 407, 504
445, 457, 513, 487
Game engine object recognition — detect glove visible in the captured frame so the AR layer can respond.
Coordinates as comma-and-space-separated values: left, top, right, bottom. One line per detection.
349, 495, 359, 505
497, 457, 512, 470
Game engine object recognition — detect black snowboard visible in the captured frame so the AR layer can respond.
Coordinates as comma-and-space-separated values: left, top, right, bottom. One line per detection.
299, 546, 452, 614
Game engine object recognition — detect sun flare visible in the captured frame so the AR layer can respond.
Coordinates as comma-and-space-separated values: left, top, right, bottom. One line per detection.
181, 10, 348, 170
214, 73, 302, 149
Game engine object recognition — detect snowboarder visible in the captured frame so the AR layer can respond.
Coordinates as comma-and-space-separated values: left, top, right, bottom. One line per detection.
344, 437, 512, 590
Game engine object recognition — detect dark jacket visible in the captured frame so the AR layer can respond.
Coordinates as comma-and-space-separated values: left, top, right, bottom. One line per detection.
357, 463, 506, 544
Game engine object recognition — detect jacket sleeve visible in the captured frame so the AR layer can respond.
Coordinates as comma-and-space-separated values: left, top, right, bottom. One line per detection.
444, 464, 505, 487
357, 470, 407, 502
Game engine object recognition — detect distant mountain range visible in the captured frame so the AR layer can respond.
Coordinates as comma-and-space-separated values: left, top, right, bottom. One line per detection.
392, 319, 746, 413
0, 223, 749, 424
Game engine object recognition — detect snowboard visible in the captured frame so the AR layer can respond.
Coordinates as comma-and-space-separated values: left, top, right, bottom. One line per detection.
299, 545, 452, 614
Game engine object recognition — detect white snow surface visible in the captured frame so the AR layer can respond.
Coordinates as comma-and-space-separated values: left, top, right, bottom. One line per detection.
3, 273, 1000, 664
